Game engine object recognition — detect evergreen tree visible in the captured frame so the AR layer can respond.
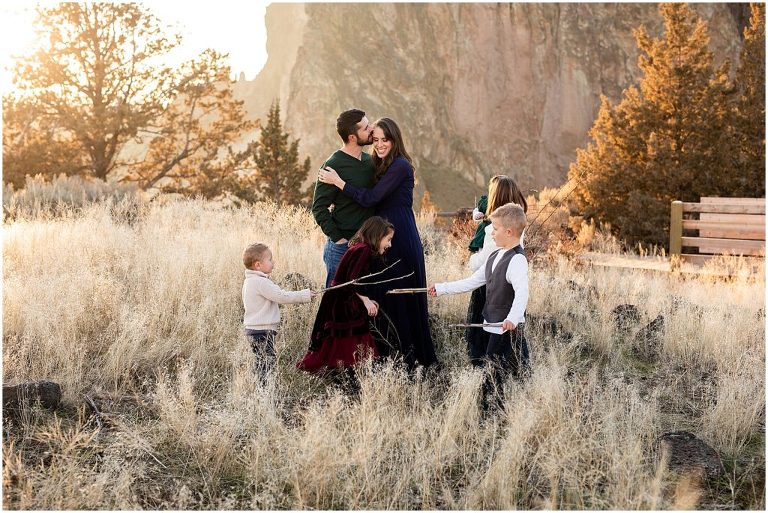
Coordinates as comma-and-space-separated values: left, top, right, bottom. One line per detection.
127, 50, 255, 195
731, 3, 766, 196
569, 3, 734, 247
242, 101, 311, 205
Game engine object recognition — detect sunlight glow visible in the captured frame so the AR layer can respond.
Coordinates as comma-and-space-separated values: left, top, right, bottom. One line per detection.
0, 0, 269, 94
148, 0, 268, 80
0, 3, 38, 94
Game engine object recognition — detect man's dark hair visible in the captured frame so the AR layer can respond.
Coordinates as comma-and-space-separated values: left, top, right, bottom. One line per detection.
336, 109, 366, 143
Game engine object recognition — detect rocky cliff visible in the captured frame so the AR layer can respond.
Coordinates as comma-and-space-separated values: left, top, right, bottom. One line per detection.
235, 3, 747, 210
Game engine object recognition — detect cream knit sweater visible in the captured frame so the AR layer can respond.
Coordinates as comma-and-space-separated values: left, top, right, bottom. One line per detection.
242, 270, 312, 331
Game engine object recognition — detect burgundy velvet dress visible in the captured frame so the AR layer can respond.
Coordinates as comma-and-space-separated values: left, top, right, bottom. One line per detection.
297, 243, 380, 373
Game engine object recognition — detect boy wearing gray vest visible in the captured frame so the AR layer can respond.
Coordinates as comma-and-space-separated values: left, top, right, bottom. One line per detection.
429, 203, 529, 410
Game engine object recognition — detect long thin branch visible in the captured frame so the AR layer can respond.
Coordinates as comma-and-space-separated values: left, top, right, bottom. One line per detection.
358, 271, 414, 287
320, 259, 401, 293
83, 394, 103, 429
449, 322, 503, 328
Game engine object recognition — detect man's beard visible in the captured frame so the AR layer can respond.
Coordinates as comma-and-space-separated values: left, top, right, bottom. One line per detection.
357, 134, 373, 147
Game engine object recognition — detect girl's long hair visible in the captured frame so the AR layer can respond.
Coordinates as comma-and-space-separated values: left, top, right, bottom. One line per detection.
349, 216, 395, 252
371, 117, 413, 183
486, 175, 528, 215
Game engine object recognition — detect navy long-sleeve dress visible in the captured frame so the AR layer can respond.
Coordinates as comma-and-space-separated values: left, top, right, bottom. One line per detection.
341, 156, 438, 369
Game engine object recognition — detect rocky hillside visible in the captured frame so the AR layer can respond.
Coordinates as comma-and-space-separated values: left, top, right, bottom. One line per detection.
235, 3, 747, 210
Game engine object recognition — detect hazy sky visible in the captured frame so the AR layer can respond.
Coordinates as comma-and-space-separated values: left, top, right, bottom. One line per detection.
0, 0, 270, 94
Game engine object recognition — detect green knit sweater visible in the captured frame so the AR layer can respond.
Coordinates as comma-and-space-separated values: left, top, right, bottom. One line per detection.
311, 150, 375, 242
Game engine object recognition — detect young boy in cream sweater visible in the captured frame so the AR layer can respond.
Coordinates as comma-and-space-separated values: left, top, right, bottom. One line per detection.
242, 243, 315, 380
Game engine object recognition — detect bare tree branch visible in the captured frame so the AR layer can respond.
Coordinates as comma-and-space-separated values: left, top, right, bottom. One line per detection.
319, 259, 402, 293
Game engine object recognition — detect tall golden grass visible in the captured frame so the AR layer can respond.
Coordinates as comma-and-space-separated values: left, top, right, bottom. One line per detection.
3, 198, 764, 509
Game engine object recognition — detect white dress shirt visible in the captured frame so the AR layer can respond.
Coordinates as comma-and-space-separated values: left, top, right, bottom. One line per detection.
435, 248, 528, 334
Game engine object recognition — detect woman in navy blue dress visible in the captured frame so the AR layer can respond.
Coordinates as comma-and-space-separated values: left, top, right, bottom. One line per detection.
318, 118, 438, 369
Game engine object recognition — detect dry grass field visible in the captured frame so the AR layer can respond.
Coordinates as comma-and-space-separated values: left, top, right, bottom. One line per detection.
3, 198, 765, 509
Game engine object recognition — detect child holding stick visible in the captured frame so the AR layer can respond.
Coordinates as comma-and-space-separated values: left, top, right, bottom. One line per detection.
429, 203, 530, 411
297, 216, 395, 376
465, 175, 528, 368
242, 243, 315, 382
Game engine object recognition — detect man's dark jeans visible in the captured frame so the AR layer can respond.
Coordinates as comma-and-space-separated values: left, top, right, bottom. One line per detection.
323, 238, 349, 288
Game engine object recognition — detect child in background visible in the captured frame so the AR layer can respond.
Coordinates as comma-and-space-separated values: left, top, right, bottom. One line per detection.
468, 175, 528, 270
467, 194, 489, 254
242, 243, 315, 382
430, 203, 530, 411
297, 216, 394, 380
465, 175, 528, 368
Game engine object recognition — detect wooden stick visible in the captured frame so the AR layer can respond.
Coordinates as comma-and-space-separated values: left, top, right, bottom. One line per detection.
387, 287, 428, 294
83, 394, 103, 429
448, 322, 503, 328
319, 259, 402, 293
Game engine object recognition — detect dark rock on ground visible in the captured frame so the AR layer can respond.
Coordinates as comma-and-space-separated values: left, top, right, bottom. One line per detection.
527, 315, 573, 342
631, 314, 665, 360
567, 280, 599, 302
670, 295, 705, 319
611, 304, 641, 332
657, 431, 724, 480
3, 381, 62, 415
278, 272, 317, 292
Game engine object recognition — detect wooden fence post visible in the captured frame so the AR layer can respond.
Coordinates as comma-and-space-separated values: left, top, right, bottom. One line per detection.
670, 200, 683, 256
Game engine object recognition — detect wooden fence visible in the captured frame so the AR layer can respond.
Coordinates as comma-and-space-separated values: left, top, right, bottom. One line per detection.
669, 197, 765, 265
433, 205, 542, 220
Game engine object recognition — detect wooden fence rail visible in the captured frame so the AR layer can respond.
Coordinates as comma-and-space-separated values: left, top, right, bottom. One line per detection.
433, 205, 542, 219
670, 197, 765, 265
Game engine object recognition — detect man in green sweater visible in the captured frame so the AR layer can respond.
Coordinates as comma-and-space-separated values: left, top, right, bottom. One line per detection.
312, 109, 376, 287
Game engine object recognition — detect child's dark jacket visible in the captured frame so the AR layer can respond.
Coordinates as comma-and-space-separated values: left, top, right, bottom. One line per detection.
309, 242, 375, 351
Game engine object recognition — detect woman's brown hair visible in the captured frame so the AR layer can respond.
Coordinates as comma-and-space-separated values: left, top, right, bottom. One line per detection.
371, 117, 413, 182
349, 216, 395, 252
486, 175, 528, 215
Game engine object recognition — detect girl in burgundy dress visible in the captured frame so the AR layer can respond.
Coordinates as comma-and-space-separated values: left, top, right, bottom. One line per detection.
297, 216, 394, 375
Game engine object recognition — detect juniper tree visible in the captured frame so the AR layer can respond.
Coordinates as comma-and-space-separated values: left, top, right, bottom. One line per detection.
7, 3, 252, 192
569, 3, 734, 247
241, 101, 311, 205
2, 94, 87, 188
127, 49, 255, 196
731, 3, 765, 196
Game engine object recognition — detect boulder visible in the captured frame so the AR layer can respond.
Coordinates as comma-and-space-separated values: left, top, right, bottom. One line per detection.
3, 381, 62, 414
657, 431, 724, 480
611, 304, 641, 332
631, 314, 664, 360
527, 315, 573, 342
278, 272, 317, 292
